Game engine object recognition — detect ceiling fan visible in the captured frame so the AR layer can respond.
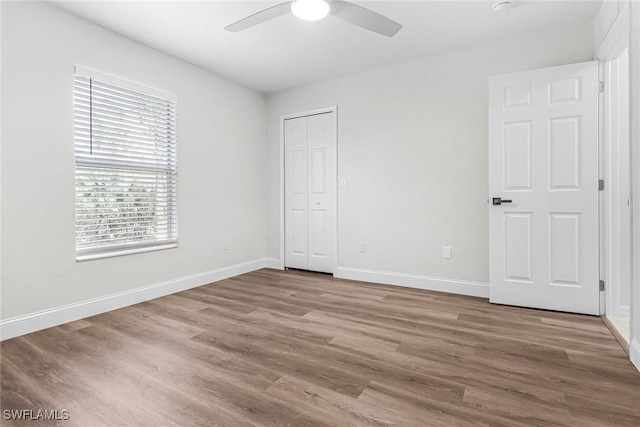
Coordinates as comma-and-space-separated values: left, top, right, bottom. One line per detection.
225, 0, 402, 37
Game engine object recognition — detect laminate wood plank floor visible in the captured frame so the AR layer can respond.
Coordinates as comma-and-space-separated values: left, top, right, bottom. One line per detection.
2, 269, 640, 426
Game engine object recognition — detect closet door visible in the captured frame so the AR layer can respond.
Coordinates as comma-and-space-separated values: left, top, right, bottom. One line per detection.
284, 112, 336, 273
307, 113, 335, 273
284, 117, 309, 270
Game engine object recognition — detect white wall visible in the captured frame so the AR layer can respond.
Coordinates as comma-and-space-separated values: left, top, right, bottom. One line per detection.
266, 22, 595, 290
1, 2, 267, 321
594, 0, 622, 54
630, 0, 640, 370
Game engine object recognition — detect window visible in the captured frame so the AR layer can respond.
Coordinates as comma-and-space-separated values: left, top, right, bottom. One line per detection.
74, 67, 177, 260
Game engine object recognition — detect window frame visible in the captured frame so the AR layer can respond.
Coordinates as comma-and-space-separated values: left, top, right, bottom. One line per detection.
73, 66, 178, 261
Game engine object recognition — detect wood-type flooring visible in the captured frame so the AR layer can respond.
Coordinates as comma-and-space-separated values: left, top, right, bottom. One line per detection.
2, 269, 639, 426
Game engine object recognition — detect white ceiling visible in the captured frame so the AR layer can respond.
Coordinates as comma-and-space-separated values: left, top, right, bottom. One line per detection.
50, 0, 603, 93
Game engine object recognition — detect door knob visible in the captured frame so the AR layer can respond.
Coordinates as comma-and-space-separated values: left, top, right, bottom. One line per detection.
492, 197, 513, 206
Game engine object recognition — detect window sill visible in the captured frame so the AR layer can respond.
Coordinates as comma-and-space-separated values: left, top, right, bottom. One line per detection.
76, 243, 178, 262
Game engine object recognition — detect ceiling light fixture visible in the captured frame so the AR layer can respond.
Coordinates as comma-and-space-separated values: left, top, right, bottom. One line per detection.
290, 0, 331, 22
492, 0, 513, 14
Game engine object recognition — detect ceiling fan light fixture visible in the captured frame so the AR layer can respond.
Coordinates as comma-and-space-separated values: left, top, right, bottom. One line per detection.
290, 0, 330, 22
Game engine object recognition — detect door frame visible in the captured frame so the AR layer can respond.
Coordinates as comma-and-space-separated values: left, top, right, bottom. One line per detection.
602, 50, 631, 318
596, 2, 631, 321
279, 106, 338, 273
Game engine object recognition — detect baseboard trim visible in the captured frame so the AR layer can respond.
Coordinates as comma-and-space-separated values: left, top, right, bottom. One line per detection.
334, 267, 489, 298
264, 257, 283, 269
0, 258, 267, 341
631, 339, 640, 372
600, 315, 630, 356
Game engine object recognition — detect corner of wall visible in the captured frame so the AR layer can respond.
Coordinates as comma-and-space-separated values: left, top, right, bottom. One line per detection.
264, 258, 283, 269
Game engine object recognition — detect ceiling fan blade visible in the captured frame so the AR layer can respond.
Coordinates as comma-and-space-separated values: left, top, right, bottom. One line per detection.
330, 1, 402, 37
225, 2, 291, 32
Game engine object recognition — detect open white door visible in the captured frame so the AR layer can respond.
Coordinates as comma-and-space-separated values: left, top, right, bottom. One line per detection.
488, 61, 599, 315
284, 111, 336, 273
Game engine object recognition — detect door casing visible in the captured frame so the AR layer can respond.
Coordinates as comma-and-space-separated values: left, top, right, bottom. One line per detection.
595, 2, 632, 324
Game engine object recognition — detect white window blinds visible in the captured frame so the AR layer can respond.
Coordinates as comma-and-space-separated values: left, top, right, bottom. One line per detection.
74, 67, 177, 259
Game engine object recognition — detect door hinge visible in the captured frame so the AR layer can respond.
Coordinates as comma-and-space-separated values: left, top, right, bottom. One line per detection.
599, 81, 605, 93
599, 179, 605, 191
599, 280, 605, 291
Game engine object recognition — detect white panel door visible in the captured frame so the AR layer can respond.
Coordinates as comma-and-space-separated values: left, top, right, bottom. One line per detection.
489, 61, 599, 315
307, 113, 336, 273
284, 112, 336, 273
284, 117, 309, 270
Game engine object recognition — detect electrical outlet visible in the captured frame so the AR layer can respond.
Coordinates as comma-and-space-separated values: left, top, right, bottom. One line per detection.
359, 241, 366, 253
443, 246, 452, 259
224, 239, 230, 250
